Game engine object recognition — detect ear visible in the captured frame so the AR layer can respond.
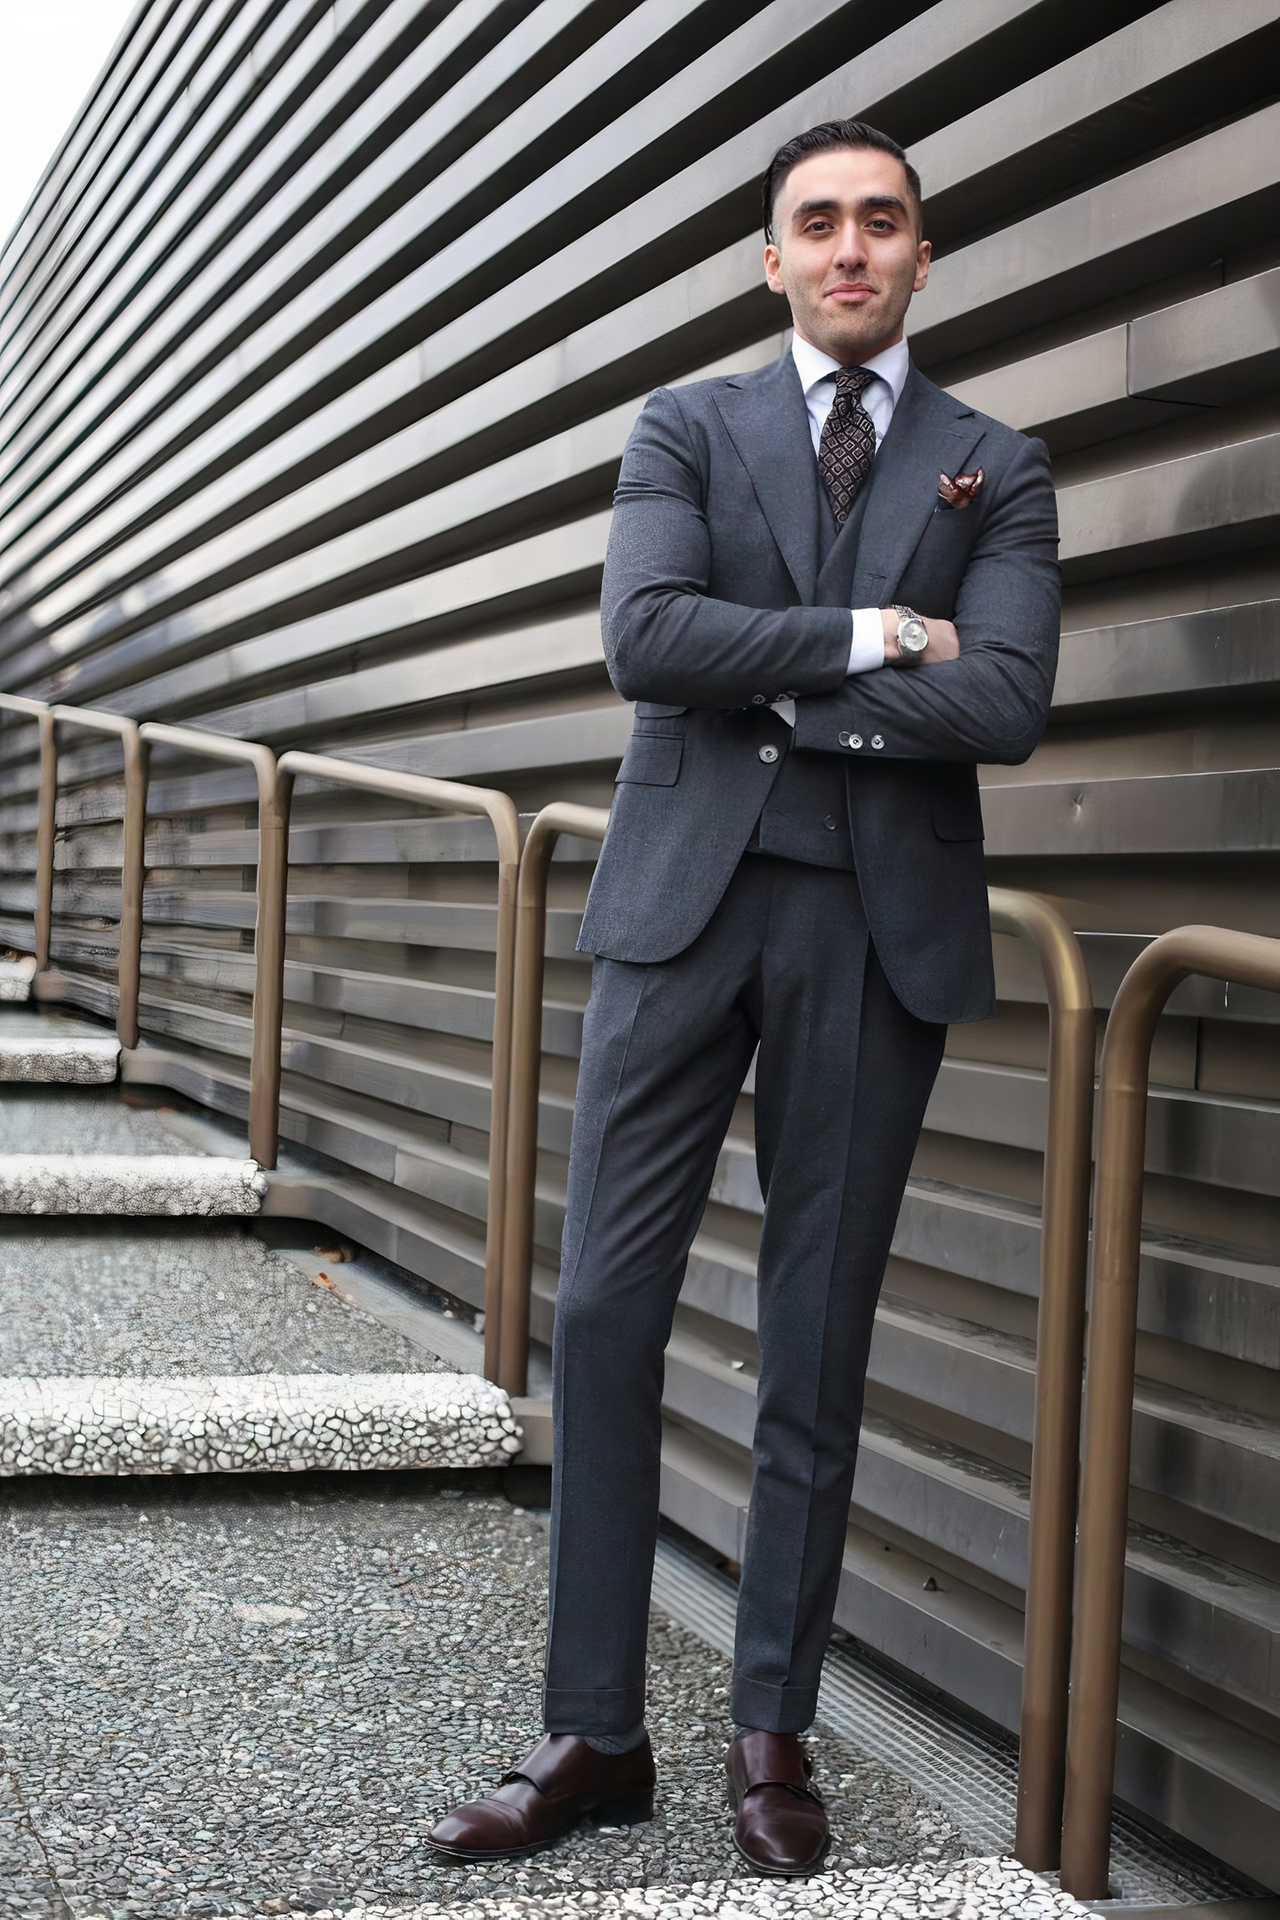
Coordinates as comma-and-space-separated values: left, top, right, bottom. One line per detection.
913, 238, 931, 293
764, 240, 785, 296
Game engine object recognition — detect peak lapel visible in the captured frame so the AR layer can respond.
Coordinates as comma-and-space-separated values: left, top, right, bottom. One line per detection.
711, 355, 821, 605
849, 365, 986, 608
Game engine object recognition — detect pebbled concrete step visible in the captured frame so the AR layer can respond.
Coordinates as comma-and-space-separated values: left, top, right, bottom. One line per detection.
0, 1371, 520, 1475
0, 1153, 266, 1215
0, 1005, 120, 1082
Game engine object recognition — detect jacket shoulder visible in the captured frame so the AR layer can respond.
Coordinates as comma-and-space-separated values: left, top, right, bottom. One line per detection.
647, 355, 788, 420
911, 367, 1046, 466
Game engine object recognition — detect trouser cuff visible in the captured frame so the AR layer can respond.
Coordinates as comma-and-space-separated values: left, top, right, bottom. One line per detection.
730, 1673, 818, 1735
544, 1685, 646, 1737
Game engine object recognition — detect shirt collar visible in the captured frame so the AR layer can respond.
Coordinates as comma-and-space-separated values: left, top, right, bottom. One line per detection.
790, 330, 910, 406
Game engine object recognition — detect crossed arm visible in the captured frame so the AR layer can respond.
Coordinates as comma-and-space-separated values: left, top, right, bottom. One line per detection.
602, 387, 1061, 767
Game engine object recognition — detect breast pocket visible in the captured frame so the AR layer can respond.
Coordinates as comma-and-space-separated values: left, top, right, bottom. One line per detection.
616, 734, 683, 786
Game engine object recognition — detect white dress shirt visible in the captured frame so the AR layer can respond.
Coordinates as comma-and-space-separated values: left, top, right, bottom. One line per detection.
771, 332, 910, 726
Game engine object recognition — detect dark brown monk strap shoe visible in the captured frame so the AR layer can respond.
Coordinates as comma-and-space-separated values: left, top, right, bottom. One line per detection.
725, 1731, 829, 1877
426, 1732, 656, 1862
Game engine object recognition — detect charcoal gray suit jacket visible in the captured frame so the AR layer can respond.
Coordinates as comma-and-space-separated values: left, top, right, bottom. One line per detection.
578, 349, 1061, 1025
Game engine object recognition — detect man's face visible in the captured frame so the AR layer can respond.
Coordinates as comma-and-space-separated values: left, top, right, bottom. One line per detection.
764, 146, 930, 363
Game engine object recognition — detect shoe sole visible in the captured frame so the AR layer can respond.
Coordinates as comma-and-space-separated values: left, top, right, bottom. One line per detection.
425, 1792, 654, 1864
729, 1830, 831, 1879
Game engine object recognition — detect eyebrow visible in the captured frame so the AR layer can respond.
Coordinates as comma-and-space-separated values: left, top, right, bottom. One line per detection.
789, 194, 908, 222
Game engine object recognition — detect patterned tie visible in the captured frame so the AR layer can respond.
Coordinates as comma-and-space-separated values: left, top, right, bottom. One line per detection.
817, 366, 876, 527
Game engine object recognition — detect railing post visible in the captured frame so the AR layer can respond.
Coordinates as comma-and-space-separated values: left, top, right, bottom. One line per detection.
34, 712, 56, 973
274, 752, 519, 1385
1059, 924, 1280, 1899
139, 724, 284, 1168
988, 890, 1096, 1873
0, 694, 56, 972
499, 803, 611, 1395
50, 707, 150, 1049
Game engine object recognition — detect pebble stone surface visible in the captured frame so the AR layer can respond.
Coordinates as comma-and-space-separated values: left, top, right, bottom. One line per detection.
0, 1374, 521, 1476
0, 1225, 456, 1382
0, 1086, 264, 1215
0, 1478, 984, 1920
0, 1155, 267, 1217
0, 1037, 121, 1083
259, 1859, 1090, 1919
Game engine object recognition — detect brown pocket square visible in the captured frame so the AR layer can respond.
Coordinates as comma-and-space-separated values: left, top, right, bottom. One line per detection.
938, 467, 984, 508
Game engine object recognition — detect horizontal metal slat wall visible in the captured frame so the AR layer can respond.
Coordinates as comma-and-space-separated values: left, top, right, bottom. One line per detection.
2, 0, 1278, 1883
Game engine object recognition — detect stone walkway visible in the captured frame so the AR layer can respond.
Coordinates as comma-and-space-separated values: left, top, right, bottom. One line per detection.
0, 1474, 1003, 1920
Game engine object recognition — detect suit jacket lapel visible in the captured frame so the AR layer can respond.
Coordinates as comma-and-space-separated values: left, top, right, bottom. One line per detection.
711, 354, 822, 604
846, 363, 986, 607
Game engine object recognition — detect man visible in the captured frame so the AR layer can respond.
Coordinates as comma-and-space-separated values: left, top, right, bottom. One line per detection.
429, 120, 1059, 1876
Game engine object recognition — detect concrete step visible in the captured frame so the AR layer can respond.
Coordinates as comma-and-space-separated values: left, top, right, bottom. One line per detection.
657, 1418, 1280, 1894
0, 1371, 519, 1475
0, 1007, 119, 1083
0, 1154, 266, 1215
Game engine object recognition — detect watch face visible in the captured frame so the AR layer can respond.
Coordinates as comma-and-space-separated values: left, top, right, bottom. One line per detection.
900, 618, 929, 654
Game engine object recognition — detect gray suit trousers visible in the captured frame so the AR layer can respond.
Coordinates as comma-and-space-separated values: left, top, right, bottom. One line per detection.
543, 852, 946, 1737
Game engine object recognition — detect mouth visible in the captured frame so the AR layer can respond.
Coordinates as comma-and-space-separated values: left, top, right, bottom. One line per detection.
825, 283, 878, 305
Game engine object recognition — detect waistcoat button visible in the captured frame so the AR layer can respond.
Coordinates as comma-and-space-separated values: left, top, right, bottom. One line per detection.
758, 745, 779, 764
751, 693, 767, 705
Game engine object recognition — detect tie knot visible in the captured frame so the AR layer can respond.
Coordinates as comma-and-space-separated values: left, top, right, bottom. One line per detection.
833, 366, 874, 407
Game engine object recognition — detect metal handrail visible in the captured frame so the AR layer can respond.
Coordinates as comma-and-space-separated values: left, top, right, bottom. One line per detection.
274, 751, 520, 1386
139, 722, 286, 1169
499, 803, 611, 1392
1060, 924, 1280, 1900
49, 707, 148, 1048
991, 890, 1097, 1872
0, 692, 56, 971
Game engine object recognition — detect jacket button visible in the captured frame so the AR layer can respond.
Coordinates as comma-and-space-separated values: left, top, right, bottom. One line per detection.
838, 731, 850, 745
758, 745, 779, 763
850, 733, 863, 749
824, 815, 838, 831
871, 734, 884, 749
751, 693, 767, 705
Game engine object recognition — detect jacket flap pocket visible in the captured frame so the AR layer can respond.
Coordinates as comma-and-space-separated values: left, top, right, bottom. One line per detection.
931, 769, 985, 841
634, 701, 688, 718
616, 735, 683, 786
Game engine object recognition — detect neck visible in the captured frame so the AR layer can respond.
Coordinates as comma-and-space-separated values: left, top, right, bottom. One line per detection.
793, 321, 903, 364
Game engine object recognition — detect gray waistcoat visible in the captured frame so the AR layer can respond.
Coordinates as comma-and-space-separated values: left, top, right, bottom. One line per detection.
748, 464, 877, 871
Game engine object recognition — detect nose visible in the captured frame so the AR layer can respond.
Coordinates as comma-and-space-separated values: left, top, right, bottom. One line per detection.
832, 221, 869, 271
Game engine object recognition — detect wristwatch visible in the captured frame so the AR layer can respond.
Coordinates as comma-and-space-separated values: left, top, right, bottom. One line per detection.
893, 605, 929, 665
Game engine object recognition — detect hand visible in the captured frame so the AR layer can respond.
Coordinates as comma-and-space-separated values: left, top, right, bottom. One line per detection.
880, 608, 960, 665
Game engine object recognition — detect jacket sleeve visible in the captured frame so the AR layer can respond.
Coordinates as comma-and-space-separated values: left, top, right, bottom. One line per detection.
791, 434, 1061, 765
602, 385, 853, 708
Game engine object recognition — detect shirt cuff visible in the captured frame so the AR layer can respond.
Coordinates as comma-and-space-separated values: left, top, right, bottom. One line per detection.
848, 607, 885, 674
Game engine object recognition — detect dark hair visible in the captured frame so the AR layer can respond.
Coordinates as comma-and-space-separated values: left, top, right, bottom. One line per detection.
762, 120, 922, 240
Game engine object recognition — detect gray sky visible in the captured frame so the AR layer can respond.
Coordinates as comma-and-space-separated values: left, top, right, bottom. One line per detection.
0, 0, 141, 259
